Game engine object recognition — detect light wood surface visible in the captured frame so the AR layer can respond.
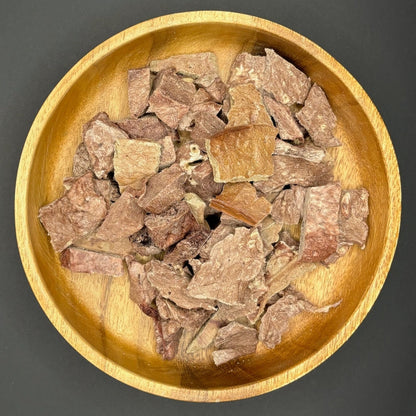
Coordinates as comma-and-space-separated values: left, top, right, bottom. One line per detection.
14, 11, 401, 402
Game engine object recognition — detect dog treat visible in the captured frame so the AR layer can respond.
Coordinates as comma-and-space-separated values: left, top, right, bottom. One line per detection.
39, 49, 369, 365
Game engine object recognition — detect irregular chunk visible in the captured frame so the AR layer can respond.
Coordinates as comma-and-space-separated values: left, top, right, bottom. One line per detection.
225, 83, 273, 128
195, 75, 227, 103
72, 142, 92, 177
228, 53, 265, 88
159, 136, 176, 168
254, 155, 334, 193
192, 87, 212, 104
129, 228, 162, 257
145, 260, 216, 310
273, 139, 326, 163
212, 322, 258, 366
258, 216, 282, 254
259, 287, 339, 349
163, 229, 210, 265
263, 48, 311, 105
184, 193, 208, 227
125, 256, 158, 307
73, 235, 135, 257
144, 201, 199, 249
38, 172, 108, 251
198, 223, 235, 261
113, 138, 161, 191
138, 164, 186, 214
60, 247, 124, 276
83, 113, 129, 179
187, 228, 265, 305
150, 52, 219, 79
93, 179, 120, 206
206, 125, 277, 183
176, 142, 207, 174
154, 318, 183, 361
271, 186, 306, 225
95, 188, 144, 241
296, 83, 340, 147
128, 67, 151, 117
116, 115, 169, 141
299, 183, 342, 262
210, 182, 272, 226
263, 96, 304, 143
148, 69, 196, 129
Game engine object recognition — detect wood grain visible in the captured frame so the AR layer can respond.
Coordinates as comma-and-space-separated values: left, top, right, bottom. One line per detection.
14, 11, 401, 402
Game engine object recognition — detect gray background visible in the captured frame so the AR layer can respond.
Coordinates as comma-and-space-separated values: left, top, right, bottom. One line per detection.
1, 0, 415, 414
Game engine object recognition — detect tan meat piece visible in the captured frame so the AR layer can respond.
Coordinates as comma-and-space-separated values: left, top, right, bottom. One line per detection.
299, 183, 342, 262
159, 136, 177, 168
138, 164, 186, 214
184, 193, 208, 227
271, 186, 306, 225
38, 172, 108, 252
144, 201, 199, 249
254, 155, 334, 194
206, 125, 277, 183
258, 216, 282, 254
263, 95, 304, 143
210, 182, 272, 226
225, 83, 273, 128
198, 223, 235, 261
228, 52, 265, 88
128, 68, 152, 117
296, 83, 340, 147
176, 142, 207, 174
263, 48, 311, 105
72, 142, 91, 177
83, 113, 129, 179
116, 115, 169, 141
273, 139, 326, 163
60, 247, 124, 276
196, 75, 227, 103
113, 138, 161, 191
93, 179, 120, 206
95, 188, 145, 241
212, 322, 258, 366
154, 318, 183, 361
129, 228, 162, 257
73, 235, 135, 257
187, 228, 265, 305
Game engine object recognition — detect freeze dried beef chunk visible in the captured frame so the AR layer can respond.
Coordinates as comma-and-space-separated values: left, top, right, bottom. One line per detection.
60, 246, 124, 276
93, 179, 120, 206
210, 182, 272, 226
263, 48, 311, 105
129, 228, 162, 256
72, 142, 92, 177
187, 310, 224, 353
138, 164, 186, 214
259, 287, 339, 349
148, 68, 196, 129
206, 125, 277, 183
198, 223, 235, 261
38, 172, 108, 252
83, 113, 129, 179
296, 83, 340, 147
144, 200, 199, 250
271, 186, 306, 225
195, 75, 227, 103
187, 228, 265, 305
258, 216, 282, 254
116, 115, 169, 141
73, 235, 135, 257
225, 83, 273, 128
263, 96, 304, 143
145, 260, 216, 310
184, 193, 208, 227
125, 256, 158, 307
228, 53, 265, 88
154, 318, 183, 361
176, 142, 207, 174
113, 138, 161, 191
212, 322, 258, 366
150, 52, 219, 80
159, 136, 176, 168
128, 68, 151, 117
273, 139, 326, 163
299, 183, 342, 262
164, 229, 210, 266
95, 188, 145, 241
254, 155, 334, 194
184, 160, 223, 203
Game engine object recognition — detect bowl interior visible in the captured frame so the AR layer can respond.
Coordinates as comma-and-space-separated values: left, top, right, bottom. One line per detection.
22, 17, 395, 399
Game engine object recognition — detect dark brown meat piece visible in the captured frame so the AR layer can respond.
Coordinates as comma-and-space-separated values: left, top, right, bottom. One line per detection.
212, 322, 258, 366
128, 68, 151, 117
271, 186, 306, 225
72, 142, 92, 177
163, 229, 210, 265
95, 188, 144, 241
263, 48, 311, 105
116, 115, 170, 141
299, 183, 342, 262
296, 83, 340, 147
38, 172, 108, 252
254, 155, 334, 194
83, 113, 129, 179
273, 139, 326, 163
228, 52, 265, 88
138, 164, 187, 214
60, 246, 124, 276
144, 201, 199, 250
263, 95, 304, 143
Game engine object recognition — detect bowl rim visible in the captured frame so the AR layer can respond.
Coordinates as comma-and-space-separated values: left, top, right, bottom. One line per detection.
15, 10, 401, 402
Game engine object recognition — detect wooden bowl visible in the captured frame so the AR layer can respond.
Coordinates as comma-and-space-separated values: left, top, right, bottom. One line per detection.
15, 11, 401, 402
